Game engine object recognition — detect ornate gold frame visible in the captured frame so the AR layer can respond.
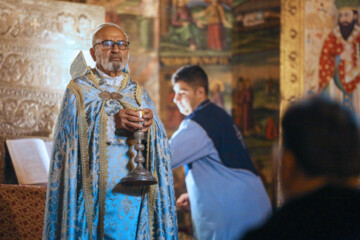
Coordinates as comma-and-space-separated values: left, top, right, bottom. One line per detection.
277, 0, 305, 205
280, 0, 305, 113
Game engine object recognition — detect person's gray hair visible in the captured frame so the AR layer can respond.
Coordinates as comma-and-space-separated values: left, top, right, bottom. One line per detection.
91, 23, 129, 46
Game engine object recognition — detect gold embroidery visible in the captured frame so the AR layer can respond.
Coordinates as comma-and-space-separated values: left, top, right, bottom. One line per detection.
148, 123, 158, 240
119, 101, 140, 111
70, 51, 90, 80
149, 175, 158, 240
91, 69, 141, 107
68, 81, 94, 240
98, 101, 108, 240
119, 72, 129, 91
146, 123, 152, 172
87, 69, 100, 87
135, 82, 143, 107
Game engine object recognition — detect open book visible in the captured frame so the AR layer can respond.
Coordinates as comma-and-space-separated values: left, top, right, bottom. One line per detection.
6, 138, 52, 185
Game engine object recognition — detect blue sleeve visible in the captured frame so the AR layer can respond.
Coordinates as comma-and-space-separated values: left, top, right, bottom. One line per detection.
169, 119, 214, 169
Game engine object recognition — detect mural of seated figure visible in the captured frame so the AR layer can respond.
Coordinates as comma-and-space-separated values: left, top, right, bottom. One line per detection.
169, 0, 201, 50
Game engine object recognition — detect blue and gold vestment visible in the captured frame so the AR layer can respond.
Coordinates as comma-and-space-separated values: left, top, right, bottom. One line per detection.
43, 68, 178, 240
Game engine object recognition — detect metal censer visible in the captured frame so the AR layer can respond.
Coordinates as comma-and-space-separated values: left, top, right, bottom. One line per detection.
121, 110, 157, 186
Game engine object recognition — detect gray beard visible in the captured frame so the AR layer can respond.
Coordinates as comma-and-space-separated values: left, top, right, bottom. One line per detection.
102, 60, 126, 73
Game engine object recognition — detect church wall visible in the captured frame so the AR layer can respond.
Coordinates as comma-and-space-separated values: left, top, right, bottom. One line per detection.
158, 0, 233, 133
0, 0, 104, 183
280, 0, 360, 205
232, 0, 280, 204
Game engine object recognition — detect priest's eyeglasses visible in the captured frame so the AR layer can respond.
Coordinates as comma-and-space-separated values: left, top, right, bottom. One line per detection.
94, 40, 130, 50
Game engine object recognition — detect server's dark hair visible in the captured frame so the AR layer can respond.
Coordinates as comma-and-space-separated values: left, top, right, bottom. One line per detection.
282, 97, 360, 178
171, 65, 209, 95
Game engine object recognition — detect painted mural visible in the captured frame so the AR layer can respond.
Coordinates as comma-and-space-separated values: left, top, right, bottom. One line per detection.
159, 0, 233, 57
232, 51, 280, 199
232, 0, 280, 200
232, 0, 280, 55
305, 0, 360, 118
279, 0, 360, 205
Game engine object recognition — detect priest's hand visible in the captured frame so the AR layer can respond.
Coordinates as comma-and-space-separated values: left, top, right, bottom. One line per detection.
141, 108, 153, 132
115, 108, 153, 132
176, 193, 191, 213
115, 109, 144, 132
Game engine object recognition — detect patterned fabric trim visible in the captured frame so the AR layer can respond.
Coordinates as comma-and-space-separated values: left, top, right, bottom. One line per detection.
136, 82, 143, 107
120, 71, 129, 91
119, 101, 140, 111
88, 69, 142, 108
148, 123, 158, 240
68, 81, 94, 239
98, 101, 108, 239
86, 69, 100, 88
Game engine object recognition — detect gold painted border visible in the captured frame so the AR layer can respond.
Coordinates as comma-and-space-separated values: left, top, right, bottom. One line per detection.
280, 0, 305, 111
278, 0, 305, 206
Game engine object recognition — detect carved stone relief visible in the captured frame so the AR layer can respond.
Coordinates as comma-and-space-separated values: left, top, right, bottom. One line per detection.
0, 0, 104, 183
0, 0, 102, 49
0, 87, 62, 135
0, 46, 77, 90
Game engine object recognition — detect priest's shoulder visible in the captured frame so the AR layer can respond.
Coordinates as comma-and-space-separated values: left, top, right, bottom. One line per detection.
67, 69, 98, 90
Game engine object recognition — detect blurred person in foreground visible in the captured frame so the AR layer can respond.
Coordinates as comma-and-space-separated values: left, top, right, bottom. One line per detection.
170, 65, 271, 240
242, 97, 360, 240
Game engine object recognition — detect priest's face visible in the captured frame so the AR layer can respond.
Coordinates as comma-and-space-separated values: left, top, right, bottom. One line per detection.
173, 81, 203, 116
339, 9, 357, 26
90, 26, 129, 77
338, 9, 358, 40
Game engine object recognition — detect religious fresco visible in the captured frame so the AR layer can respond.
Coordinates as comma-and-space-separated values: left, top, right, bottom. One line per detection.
279, 0, 360, 205
232, 0, 280, 55
232, 0, 280, 201
281, 0, 360, 119
305, 0, 360, 117
97, 0, 158, 53
159, 68, 183, 135
207, 65, 233, 112
159, 0, 233, 57
232, 51, 280, 200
